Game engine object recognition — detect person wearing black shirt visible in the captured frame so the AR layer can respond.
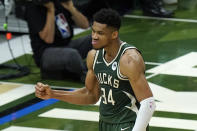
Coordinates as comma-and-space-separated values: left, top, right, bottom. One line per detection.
26, 0, 92, 82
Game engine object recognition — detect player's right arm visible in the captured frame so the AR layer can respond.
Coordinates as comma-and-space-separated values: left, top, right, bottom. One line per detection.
35, 49, 100, 105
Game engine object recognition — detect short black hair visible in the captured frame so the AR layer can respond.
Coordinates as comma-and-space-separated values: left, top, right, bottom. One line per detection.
93, 8, 121, 30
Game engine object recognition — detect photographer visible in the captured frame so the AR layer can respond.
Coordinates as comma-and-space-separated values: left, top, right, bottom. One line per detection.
26, 0, 92, 82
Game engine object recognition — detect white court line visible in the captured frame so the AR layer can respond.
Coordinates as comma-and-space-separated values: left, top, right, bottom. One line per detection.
124, 14, 197, 23
145, 62, 162, 79
150, 117, 197, 130
39, 108, 99, 122
148, 82, 197, 115
147, 52, 197, 77
0, 83, 35, 106
145, 62, 162, 66
2, 126, 65, 131
145, 62, 161, 79
39, 108, 197, 130
146, 73, 160, 79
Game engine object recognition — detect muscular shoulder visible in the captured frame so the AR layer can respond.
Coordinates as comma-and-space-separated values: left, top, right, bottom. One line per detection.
87, 49, 97, 70
120, 49, 145, 78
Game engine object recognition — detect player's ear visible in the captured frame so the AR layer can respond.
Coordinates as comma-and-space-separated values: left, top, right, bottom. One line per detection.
111, 31, 118, 39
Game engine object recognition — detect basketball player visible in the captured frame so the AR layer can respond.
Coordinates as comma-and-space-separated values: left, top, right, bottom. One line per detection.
35, 8, 156, 131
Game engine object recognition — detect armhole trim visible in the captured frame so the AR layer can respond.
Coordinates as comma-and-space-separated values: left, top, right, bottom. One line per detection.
93, 50, 99, 71
117, 47, 137, 80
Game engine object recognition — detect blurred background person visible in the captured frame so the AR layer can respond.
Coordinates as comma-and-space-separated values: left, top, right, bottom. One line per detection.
75, 0, 174, 20
25, 0, 92, 83
140, 0, 174, 17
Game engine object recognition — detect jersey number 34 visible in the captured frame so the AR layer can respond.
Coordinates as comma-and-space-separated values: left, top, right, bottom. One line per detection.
101, 87, 115, 105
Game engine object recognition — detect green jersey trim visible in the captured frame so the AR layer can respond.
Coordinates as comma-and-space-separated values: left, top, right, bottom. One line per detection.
93, 50, 99, 71
102, 42, 126, 66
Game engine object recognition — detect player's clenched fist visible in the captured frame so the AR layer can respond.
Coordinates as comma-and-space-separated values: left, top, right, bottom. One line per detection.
35, 82, 52, 100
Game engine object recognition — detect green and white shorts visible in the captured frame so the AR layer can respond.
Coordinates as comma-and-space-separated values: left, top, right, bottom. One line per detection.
99, 120, 149, 131
99, 120, 134, 131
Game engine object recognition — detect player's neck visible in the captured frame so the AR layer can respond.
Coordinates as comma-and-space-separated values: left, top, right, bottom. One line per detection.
104, 39, 122, 62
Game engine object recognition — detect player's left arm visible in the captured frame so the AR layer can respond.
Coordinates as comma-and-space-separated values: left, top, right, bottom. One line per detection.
120, 49, 156, 131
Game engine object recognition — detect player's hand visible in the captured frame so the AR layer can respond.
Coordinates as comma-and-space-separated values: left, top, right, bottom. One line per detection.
35, 82, 52, 100
44, 2, 55, 12
61, 0, 75, 12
